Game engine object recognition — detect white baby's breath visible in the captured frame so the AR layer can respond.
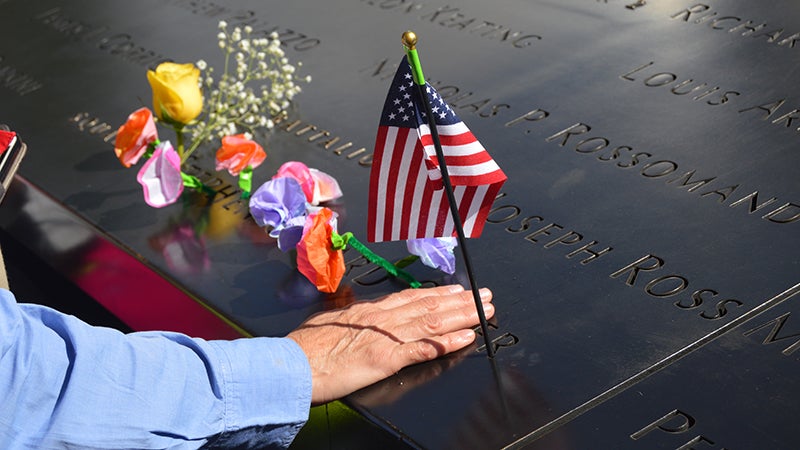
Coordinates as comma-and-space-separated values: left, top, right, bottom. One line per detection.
185, 20, 310, 151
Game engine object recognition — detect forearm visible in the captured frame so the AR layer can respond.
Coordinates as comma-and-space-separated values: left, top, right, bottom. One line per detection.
0, 289, 311, 449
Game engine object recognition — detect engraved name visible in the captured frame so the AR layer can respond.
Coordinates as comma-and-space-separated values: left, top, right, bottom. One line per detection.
611, 254, 743, 321
161, 0, 321, 51
364, 59, 518, 126
621, 61, 740, 107
360, 0, 542, 49
672, 4, 800, 50
622, 61, 800, 139
487, 191, 748, 325
538, 122, 799, 226
37, 8, 168, 68
487, 191, 615, 265
271, 112, 374, 167
0, 55, 44, 96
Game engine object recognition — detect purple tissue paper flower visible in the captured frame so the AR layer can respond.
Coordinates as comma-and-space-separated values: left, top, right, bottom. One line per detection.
406, 237, 458, 274
249, 177, 309, 251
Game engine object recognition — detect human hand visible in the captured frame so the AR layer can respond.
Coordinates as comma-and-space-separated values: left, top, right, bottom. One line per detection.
287, 284, 494, 405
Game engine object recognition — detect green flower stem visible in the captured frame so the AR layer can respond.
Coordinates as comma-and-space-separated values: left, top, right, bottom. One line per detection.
181, 128, 210, 163
332, 232, 421, 288
174, 126, 186, 160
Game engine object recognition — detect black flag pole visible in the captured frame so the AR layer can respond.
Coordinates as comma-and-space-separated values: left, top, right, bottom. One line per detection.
402, 31, 496, 358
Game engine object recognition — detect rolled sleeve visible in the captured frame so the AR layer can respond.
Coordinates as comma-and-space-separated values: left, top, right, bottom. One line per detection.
209, 337, 311, 443
0, 289, 312, 449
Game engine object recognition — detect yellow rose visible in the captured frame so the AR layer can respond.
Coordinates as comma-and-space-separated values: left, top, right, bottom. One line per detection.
147, 62, 203, 125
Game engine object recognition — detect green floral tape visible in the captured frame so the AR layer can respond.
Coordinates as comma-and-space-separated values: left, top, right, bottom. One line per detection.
238, 166, 253, 199
333, 232, 421, 288
180, 172, 215, 195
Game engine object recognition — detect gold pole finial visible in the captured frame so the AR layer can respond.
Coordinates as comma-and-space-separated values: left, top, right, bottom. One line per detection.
402, 31, 417, 50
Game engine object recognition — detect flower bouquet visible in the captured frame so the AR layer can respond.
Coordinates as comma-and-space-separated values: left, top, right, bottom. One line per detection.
111, 21, 459, 294
113, 21, 310, 207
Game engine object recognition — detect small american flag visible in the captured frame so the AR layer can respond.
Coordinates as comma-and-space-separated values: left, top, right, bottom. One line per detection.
368, 58, 507, 243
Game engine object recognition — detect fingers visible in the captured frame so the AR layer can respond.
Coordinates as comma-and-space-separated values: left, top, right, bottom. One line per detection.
370, 284, 465, 310
389, 287, 494, 342
396, 328, 478, 365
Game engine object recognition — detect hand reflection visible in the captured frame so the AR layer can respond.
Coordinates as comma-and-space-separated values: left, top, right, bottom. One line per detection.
353, 344, 469, 407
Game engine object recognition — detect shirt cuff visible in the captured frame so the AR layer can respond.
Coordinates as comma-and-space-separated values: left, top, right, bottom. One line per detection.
209, 337, 312, 436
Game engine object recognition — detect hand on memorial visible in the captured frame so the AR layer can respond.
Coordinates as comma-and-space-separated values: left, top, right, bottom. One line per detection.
287, 284, 494, 405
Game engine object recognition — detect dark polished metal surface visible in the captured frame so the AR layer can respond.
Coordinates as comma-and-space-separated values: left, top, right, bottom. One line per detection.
0, 1, 798, 448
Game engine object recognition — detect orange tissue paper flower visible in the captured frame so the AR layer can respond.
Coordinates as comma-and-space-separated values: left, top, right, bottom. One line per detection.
296, 208, 345, 293
215, 134, 267, 176
114, 107, 158, 167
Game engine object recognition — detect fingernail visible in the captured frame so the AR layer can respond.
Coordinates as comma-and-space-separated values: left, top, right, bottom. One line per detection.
479, 288, 492, 300
457, 329, 475, 344
448, 285, 465, 294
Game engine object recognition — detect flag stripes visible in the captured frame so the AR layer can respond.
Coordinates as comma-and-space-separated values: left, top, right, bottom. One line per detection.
367, 58, 506, 243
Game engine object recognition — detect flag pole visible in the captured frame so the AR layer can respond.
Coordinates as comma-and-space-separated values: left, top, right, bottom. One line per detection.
402, 31, 495, 358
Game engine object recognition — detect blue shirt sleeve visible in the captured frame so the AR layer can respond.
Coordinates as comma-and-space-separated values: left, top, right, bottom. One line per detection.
0, 289, 311, 449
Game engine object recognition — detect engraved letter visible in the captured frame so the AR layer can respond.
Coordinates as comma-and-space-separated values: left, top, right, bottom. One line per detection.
700, 184, 739, 203
504, 109, 549, 127
771, 109, 800, 128
743, 312, 800, 356
676, 436, 716, 450
738, 98, 786, 120
525, 223, 563, 243
506, 215, 544, 233
630, 409, 695, 440
675, 288, 717, 310
565, 241, 613, 265
640, 160, 678, 178
486, 205, 521, 224
575, 137, 609, 154
668, 170, 717, 192
729, 191, 778, 214
543, 231, 583, 248
699, 298, 743, 320
709, 16, 740, 30
620, 61, 654, 81
644, 73, 677, 87
730, 20, 767, 36
610, 254, 664, 286
645, 275, 689, 298
545, 123, 590, 146
670, 5, 711, 22
763, 202, 800, 224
